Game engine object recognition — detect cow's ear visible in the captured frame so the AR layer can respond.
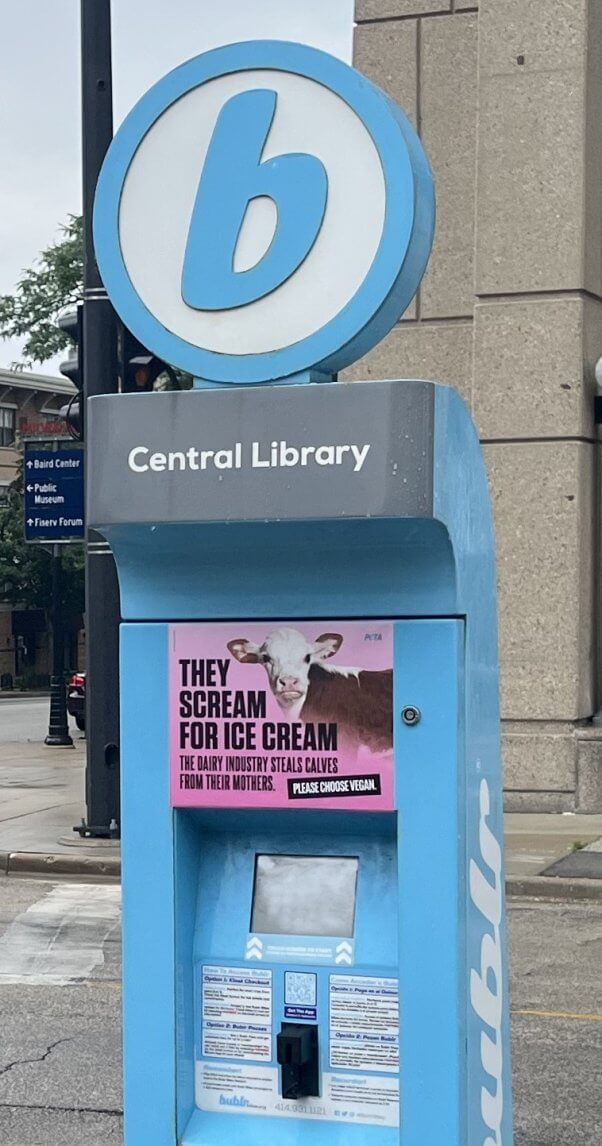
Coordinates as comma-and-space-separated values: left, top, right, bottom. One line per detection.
227, 639, 260, 664
314, 633, 343, 660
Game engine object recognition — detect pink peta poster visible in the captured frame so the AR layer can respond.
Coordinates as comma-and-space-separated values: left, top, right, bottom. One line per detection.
170, 620, 394, 811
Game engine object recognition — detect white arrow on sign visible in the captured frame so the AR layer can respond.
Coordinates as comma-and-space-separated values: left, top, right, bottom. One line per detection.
245, 936, 264, 961
26, 484, 33, 492
335, 941, 353, 966
26, 461, 33, 469
27, 518, 34, 526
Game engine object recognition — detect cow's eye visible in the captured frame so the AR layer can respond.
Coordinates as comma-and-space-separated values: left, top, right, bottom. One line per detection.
304, 654, 311, 664
262, 654, 272, 664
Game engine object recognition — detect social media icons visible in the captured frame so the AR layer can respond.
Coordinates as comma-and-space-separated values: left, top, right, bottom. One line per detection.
94, 41, 435, 385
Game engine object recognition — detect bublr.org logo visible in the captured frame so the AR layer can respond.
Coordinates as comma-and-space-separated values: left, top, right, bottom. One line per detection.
94, 40, 435, 386
219, 1093, 250, 1108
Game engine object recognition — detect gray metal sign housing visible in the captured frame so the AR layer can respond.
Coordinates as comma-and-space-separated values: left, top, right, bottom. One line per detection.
87, 380, 434, 528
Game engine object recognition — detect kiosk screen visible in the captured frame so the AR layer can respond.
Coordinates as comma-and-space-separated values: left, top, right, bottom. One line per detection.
251, 854, 358, 937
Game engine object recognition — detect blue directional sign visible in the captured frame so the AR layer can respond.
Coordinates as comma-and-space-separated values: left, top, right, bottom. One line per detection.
24, 446, 85, 543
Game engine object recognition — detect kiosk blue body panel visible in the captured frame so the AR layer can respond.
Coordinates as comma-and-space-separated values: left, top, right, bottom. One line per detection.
89, 381, 513, 1145
90, 33, 512, 1146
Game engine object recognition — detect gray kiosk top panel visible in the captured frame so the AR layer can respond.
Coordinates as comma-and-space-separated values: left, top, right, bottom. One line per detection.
87, 379, 434, 527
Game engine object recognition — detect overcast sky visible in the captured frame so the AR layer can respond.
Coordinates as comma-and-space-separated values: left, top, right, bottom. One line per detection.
0, 0, 353, 373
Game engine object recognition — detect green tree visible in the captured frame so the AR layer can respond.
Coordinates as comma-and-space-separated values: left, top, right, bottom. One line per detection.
0, 215, 83, 368
0, 212, 192, 385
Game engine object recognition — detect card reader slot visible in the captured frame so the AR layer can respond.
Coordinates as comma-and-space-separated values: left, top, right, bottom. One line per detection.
276, 1023, 320, 1100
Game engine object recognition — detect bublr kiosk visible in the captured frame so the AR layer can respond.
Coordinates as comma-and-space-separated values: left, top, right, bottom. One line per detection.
90, 40, 513, 1146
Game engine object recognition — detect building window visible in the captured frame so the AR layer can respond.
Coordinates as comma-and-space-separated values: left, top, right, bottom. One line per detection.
0, 482, 9, 507
0, 407, 16, 447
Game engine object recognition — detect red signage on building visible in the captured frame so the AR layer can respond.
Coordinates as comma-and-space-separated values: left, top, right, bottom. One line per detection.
19, 418, 69, 438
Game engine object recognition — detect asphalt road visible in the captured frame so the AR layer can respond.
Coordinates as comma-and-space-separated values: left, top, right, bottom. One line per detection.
0, 877, 600, 1145
0, 876, 121, 1145
510, 900, 602, 1145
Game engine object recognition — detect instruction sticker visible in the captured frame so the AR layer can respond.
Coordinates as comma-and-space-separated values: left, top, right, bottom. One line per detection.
201, 965, 272, 1062
197, 1062, 399, 1127
246, 934, 355, 966
329, 975, 399, 1073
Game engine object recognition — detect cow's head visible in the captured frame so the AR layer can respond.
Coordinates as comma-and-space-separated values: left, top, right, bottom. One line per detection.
227, 627, 343, 711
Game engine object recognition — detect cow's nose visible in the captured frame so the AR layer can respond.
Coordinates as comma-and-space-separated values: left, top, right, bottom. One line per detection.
279, 676, 299, 688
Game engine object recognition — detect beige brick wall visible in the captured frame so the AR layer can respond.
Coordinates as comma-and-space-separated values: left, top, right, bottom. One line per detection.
353, 0, 602, 810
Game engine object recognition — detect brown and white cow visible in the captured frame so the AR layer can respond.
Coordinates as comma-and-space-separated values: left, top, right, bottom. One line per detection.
227, 627, 392, 753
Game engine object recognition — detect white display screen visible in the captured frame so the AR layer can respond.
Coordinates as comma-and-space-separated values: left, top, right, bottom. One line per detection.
251, 854, 359, 937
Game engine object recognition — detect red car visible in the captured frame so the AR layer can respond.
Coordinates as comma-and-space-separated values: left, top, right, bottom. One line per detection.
68, 671, 86, 732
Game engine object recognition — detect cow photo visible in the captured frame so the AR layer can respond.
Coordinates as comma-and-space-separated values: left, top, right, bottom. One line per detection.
227, 626, 393, 754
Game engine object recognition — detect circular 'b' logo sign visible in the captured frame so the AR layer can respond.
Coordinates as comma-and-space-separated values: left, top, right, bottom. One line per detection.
94, 41, 435, 385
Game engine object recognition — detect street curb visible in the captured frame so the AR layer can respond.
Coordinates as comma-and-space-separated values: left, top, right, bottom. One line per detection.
1, 852, 602, 896
506, 875, 602, 901
0, 691, 51, 700
0, 850, 120, 880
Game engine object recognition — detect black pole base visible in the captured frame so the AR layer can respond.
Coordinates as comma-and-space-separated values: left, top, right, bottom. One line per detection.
73, 818, 120, 840
45, 675, 74, 748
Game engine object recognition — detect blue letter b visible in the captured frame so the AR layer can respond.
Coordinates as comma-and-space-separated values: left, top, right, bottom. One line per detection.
181, 89, 328, 311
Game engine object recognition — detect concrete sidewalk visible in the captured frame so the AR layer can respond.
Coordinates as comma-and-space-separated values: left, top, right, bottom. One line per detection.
0, 739, 119, 880
505, 812, 602, 897
1, 740, 602, 894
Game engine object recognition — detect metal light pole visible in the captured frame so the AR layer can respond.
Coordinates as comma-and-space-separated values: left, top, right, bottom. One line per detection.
44, 543, 73, 747
78, 0, 121, 836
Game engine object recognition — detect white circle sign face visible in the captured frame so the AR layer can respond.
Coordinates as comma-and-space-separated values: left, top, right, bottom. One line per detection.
94, 41, 435, 384
119, 70, 386, 357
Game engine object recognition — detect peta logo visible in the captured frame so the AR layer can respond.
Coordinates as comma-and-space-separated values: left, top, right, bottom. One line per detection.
94, 40, 435, 385
470, 779, 504, 1146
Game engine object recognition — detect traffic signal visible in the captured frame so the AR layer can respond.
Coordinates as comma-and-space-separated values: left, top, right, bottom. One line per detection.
119, 325, 177, 392
58, 304, 84, 439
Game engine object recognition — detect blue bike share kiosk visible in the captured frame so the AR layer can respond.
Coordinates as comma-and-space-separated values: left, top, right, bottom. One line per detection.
90, 39, 513, 1146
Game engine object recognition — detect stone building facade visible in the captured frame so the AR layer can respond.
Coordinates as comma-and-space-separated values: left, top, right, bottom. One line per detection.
0, 367, 73, 492
347, 0, 602, 810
